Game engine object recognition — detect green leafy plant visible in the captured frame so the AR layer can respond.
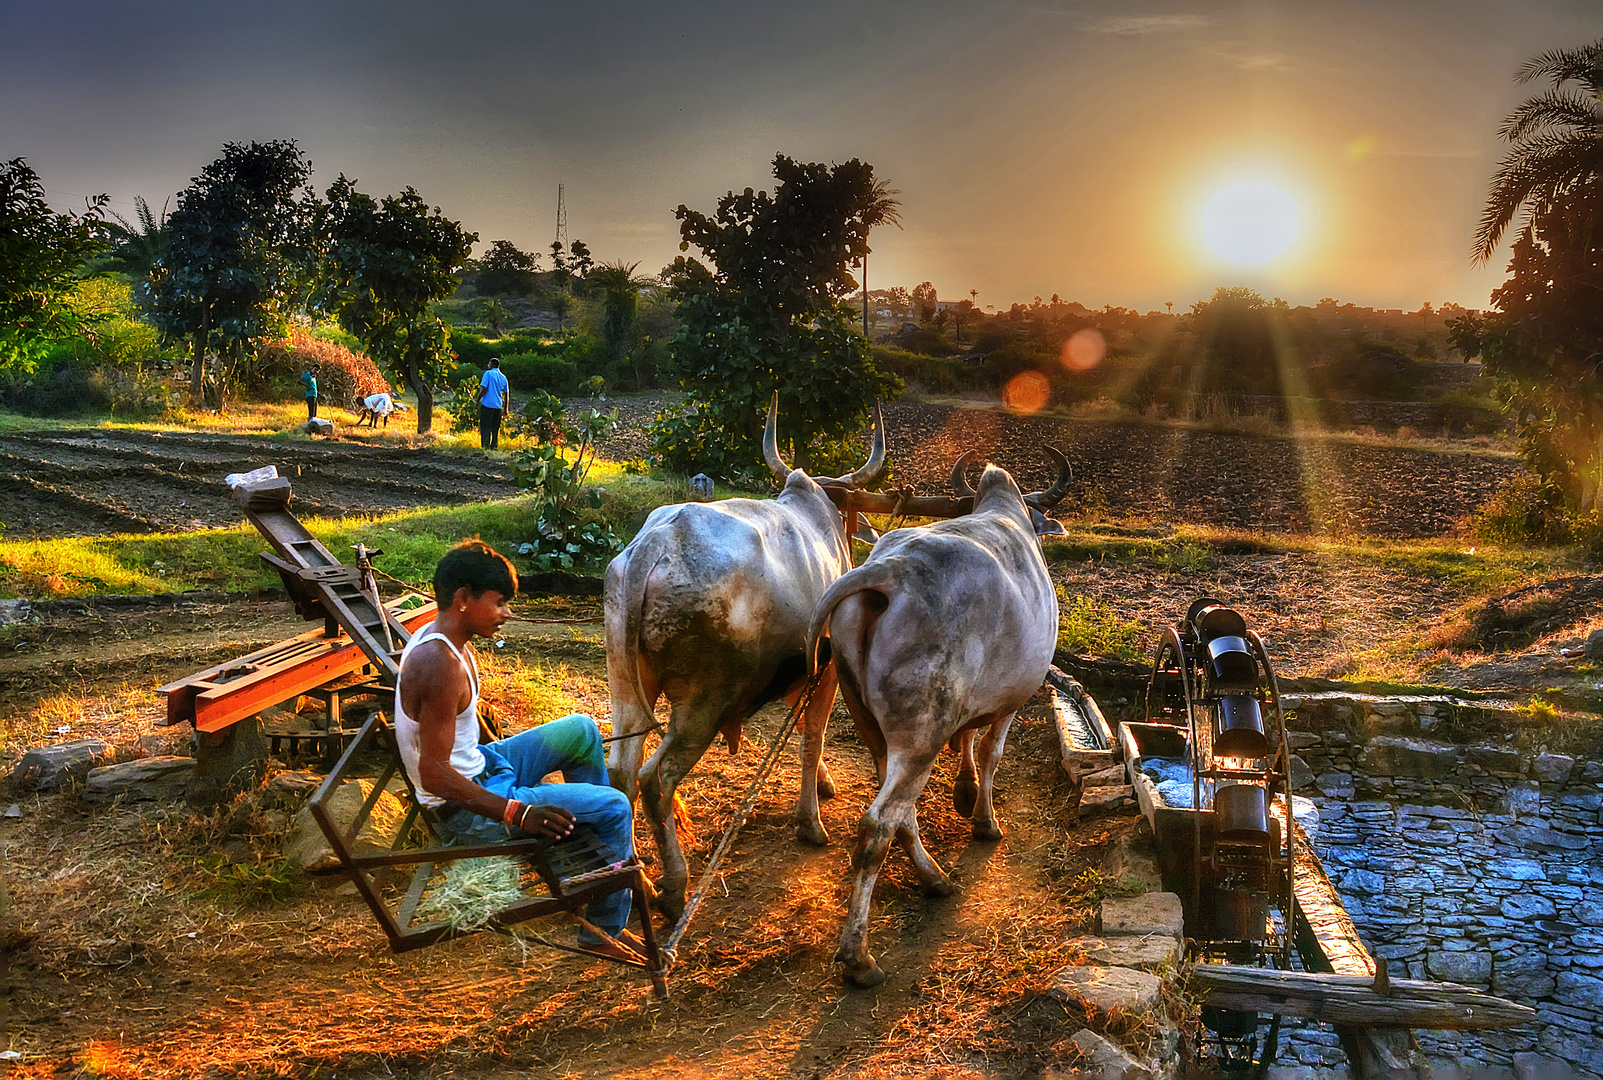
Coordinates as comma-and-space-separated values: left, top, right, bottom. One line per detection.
1056, 590, 1148, 662
509, 391, 623, 572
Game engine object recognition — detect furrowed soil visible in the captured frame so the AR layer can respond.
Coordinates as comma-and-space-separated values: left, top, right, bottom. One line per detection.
0, 401, 1589, 1078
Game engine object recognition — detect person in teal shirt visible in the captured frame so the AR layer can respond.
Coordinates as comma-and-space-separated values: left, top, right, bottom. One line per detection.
299, 369, 319, 420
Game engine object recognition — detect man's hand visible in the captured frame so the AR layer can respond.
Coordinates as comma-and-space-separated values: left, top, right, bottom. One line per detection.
516, 803, 575, 841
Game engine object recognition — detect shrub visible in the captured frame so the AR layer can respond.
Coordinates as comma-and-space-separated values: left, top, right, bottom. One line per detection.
499, 352, 580, 394
254, 328, 389, 405
1468, 474, 1567, 546
870, 345, 993, 394
1438, 387, 1506, 435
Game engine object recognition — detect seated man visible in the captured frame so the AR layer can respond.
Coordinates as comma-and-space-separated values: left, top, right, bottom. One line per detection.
395, 540, 641, 959
353, 391, 396, 428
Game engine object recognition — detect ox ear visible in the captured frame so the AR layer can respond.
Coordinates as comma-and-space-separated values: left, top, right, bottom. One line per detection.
1029, 507, 1066, 537
852, 518, 881, 545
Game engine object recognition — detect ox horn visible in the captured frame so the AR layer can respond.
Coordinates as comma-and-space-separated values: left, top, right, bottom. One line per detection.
763, 391, 792, 481
1023, 447, 1073, 509
948, 450, 979, 497
825, 400, 888, 487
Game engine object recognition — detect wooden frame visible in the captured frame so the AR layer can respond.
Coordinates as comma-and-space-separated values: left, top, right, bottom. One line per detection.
308, 713, 668, 998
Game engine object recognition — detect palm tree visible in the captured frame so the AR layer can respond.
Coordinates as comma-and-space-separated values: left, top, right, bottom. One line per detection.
1473, 38, 1603, 264
856, 178, 902, 337
588, 260, 650, 383
100, 196, 169, 295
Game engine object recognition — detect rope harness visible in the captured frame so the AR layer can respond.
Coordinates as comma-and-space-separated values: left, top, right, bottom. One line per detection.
656, 670, 824, 969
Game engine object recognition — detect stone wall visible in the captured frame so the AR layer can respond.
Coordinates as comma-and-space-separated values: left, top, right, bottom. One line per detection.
1277, 691, 1603, 1078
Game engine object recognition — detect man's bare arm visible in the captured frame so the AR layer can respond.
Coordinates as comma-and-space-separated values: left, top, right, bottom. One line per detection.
404, 642, 573, 839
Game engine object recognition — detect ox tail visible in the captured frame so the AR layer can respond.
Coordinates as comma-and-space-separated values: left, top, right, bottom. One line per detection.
806, 561, 900, 677
609, 541, 693, 843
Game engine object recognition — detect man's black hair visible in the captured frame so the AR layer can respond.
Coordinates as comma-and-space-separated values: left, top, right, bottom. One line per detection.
488, 357, 501, 368
433, 539, 517, 608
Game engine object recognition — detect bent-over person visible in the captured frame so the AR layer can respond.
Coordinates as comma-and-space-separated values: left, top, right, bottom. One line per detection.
395, 540, 641, 959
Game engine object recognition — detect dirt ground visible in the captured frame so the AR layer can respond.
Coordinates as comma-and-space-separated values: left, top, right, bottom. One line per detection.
4, 656, 1139, 1079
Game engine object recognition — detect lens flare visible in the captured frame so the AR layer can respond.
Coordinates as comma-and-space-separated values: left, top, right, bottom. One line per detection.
1002, 371, 1051, 414
1061, 328, 1106, 372
1201, 181, 1299, 264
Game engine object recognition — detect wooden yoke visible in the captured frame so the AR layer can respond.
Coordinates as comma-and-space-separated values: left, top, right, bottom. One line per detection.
819, 484, 974, 520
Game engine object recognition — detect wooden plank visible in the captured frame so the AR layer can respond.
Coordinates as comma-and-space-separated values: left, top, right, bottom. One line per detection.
1192, 965, 1535, 1031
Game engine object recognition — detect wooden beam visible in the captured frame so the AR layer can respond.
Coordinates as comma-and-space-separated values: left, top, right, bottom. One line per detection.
1191, 965, 1535, 1031
159, 602, 436, 732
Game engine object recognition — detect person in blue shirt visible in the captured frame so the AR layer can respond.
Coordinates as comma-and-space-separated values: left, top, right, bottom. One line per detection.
474, 358, 511, 450
299, 369, 319, 420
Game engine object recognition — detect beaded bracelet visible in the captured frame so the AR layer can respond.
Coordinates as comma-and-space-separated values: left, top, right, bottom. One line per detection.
502, 798, 523, 827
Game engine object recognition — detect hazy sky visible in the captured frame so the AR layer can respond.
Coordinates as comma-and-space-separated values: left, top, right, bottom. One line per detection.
2, 1, 1597, 311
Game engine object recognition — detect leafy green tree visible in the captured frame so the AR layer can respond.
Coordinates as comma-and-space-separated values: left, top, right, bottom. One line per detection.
650, 154, 902, 480
1184, 286, 1284, 398
587, 259, 652, 383
911, 281, 938, 322
0, 158, 108, 370
1473, 38, 1603, 263
476, 239, 540, 296
317, 176, 476, 432
148, 140, 315, 406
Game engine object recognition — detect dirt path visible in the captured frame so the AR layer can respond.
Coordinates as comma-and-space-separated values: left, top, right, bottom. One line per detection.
4, 693, 1134, 1079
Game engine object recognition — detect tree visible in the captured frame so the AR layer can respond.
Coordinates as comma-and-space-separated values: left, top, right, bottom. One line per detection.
651, 154, 903, 480
1184, 286, 1284, 397
587, 259, 650, 384
0, 158, 108, 370
317, 176, 476, 433
1473, 38, 1603, 263
911, 281, 938, 322
857, 179, 901, 335
477, 297, 512, 336
1450, 40, 1603, 528
99, 196, 169, 297
148, 140, 315, 406
476, 240, 540, 296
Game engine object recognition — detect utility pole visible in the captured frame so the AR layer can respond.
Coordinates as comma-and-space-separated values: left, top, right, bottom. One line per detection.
554, 183, 568, 253
554, 184, 569, 332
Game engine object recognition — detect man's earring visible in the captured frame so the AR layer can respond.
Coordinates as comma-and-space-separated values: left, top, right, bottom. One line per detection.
459, 605, 467, 611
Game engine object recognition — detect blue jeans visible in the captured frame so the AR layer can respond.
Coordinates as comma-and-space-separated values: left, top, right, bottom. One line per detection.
434, 714, 634, 938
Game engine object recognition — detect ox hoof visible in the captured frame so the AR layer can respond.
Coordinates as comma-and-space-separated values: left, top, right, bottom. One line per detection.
795, 820, 830, 847
842, 961, 886, 989
953, 777, 979, 818
972, 820, 1003, 841
923, 876, 956, 898
817, 773, 837, 801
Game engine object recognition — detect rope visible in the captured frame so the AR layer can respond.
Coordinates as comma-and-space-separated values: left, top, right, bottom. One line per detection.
658, 673, 821, 961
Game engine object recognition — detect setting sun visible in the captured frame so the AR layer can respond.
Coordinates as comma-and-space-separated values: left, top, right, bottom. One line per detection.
1200, 181, 1300, 265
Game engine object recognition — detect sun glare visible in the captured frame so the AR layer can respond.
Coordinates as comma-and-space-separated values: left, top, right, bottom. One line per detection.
1200, 181, 1299, 265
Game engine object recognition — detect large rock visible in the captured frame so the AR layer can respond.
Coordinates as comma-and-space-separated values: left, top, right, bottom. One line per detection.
1504, 824, 1589, 852
1064, 1029, 1152, 1080
263, 770, 322, 810
1493, 953, 1556, 998
1051, 964, 1162, 1018
1101, 830, 1164, 893
284, 778, 409, 872
1067, 934, 1179, 970
1287, 754, 1314, 791
1532, 752, 1574, 786
1500, 893, 1556, 920
1360, 737, 1458, 780
1101, 892, 1184, 940
82, 757, 195, 803
8, 739, 119, 791
1466, 745, 1524, 777
1426, 948, 1491, 985
1554, 970, 1603, 1011
189, 715, 267, 806
1080, 785, 1134, 814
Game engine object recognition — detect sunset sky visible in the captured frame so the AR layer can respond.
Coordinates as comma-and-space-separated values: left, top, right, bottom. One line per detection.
2, 1, 1596, 312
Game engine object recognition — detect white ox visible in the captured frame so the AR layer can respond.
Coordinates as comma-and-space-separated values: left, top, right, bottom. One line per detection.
805, 455, 1069, 987
604, 401, 885, 921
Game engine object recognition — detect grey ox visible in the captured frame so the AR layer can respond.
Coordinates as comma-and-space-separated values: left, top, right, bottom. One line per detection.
604, 398, 886, 921
805, 452, 1070, 987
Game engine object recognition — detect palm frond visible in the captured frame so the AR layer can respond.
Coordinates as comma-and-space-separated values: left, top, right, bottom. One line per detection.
1499, 88, 1603, 143
1514, 40, 1603, 89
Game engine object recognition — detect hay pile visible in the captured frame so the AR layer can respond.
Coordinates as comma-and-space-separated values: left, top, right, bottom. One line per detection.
416, 856, 526, 932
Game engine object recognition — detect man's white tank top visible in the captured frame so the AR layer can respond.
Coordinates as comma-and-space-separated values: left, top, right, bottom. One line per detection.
394, 624, 486, 808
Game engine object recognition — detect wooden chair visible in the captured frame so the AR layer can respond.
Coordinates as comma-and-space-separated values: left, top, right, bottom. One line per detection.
307, 712, 667, 997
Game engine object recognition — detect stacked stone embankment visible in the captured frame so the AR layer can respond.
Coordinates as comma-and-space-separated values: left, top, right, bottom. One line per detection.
1279, 692, 1603, 1077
